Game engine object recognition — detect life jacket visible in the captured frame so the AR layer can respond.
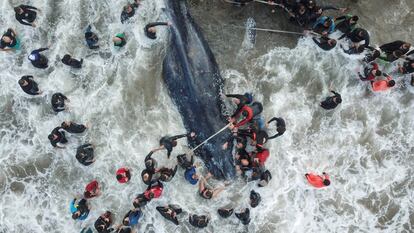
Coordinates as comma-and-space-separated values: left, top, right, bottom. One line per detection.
255, 148, 270, 166
144, 185, 163, 199
235, 105, 254, 127
306, 173, 329, 188
365, 63, 379, 81
372, 76, 392, 92
116, 168, 130, 183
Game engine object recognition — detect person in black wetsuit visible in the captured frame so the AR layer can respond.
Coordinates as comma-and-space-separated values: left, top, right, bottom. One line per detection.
61, 54, 83, 68
144, 22, 170, 39
159, 165, 178, 182
51, 93, 69, 112
288, 3, 311, 27
61, 121, 87, 134
0, 28, 18, 51
120, 0, 140, 23
76, 144, 95, 166
153, 132, 196, 158
71, 198, 90, 220
320, 90, 341, 110
48, 127, 68, 148
85, 25, 99, 49
156, 205, 183, 225
132, 193, 151, 208
94, 211, 113, 233
14, 5, 39, 27
218, 207, 234, 218
379, 50, 404, 63
28, 47, 49, 68
235, 208, 251, 225
312, 36, 336, 51
258, 169, 272, 187
338, 28, 370, 50
398, 58, 414, 86
224, 92, 253, 118
335, 15, 358, 35
363, 48, 381, 63
141, 150, 160, 185
188, 214, 210, 228
267, 117, 286, 139
19, 76, 41, 95
250, 190, 261, 208
380, 40, 411, 56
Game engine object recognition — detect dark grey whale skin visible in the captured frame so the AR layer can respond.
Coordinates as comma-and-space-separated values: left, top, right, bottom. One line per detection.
162, 0, 235, 179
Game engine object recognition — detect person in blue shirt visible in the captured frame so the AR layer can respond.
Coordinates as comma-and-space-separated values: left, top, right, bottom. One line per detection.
312, 16, 335, 35
122, 208, 142, 227
70, 198, 90, 220
84, 25, 99, 49
184, 165, 199, 185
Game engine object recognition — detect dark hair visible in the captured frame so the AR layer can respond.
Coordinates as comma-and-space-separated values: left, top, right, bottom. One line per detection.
205, 190, 213, 199
324, 19, 332, 27
62, 54, 71, 64
85, 32, 93, 38
18, 79, 25, 86
388, 80, 396, 87
14, 7, 21, 13
335, 97, 342, 104
116, 174, 123, 181
357, 46, 365, 53
48, 134, 54, 141
375, 70, 382, 76
123, 218, 130, 226
351, 16, 359, 21
373, 50, 380, 58
148, 192, 154, 199
160, 174, 168, 181
359, 30, 368, 38
72, 211, 80, 220
323, 179, 330, 186
172, 140, 178, 147
329, 39, 337, 46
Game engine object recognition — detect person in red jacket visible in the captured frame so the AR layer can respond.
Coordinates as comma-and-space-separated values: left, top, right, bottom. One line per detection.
116, 167, 131, 183
84, 180, 101, 199
305, 172, 330, 188
144, 180, 163, 199
358, 63, 382, 81
371, 76, 395, 92
254, 148, 270, 166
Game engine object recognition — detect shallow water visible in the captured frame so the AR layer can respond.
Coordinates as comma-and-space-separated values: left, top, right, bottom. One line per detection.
0, 0, 414, 232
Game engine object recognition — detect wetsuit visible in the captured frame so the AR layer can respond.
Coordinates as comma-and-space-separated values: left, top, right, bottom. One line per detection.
120, 2, 139, 23
51, 93, 68, 112
250, 190, 261, 208
116, 226, 132, 233
177, 153, 194, 170
380, 40, 410, 55
359, 63, 379, 81
267, 117, 286, 139
312, 36, 336, 51
114, 33, 126, 47
144, 22, 168, 39
379, 52, 402, 63
144, 151, 157, 171
15, 5, 37, 26
184, 166, 198, 185
156, 205, 182, 225
312, 16, 335, 35
159, 165, 178, 182
133, 193, 151, 208
76, 144, 95, 166
258, 169, 272, 187
28, 48, 49, 69
19, 75, 40, 95
218, 208, 234, 218
233, 105, 254, 128
94, 214, 112, 233
235, 208, 251, 225
400, 59, 414, 74
85, 26, 99, 49
62, 55, 83, 68
62, 122, 86, 133
189, 214, 209, 228
338, 28, 370, 48
305, 173, 329, 188
84, 180, 99, 199
70, 198, 89, 220
320, 91, 341, 110
335, 15, 357, 35
123, 209, 142, 226
363, 48, 380, 63
144, 181, 163, 199
159, 133, 189, 158
48, 127, 67, 148
0, 29, 17, 50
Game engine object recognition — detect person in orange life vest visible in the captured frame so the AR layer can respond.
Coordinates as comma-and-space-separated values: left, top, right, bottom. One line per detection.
144, 180, 163, 199
305, 172, 330, 188
371, 75, 395, 92
254, 147, 270, 167
224, 93, 253, 118
84, 180, 101, 199
116, 167, 131, 183
229, 102, 263, 129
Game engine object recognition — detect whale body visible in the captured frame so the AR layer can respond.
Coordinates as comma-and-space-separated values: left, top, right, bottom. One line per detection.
162, 0, 235, 179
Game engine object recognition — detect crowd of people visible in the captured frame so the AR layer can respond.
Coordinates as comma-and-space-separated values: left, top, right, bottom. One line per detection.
4, 0, 411, 231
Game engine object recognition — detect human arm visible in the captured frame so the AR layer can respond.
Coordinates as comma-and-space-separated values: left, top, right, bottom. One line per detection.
33, 47, 48, 53
146, 22, 169, 28
21, 5, 38, 10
